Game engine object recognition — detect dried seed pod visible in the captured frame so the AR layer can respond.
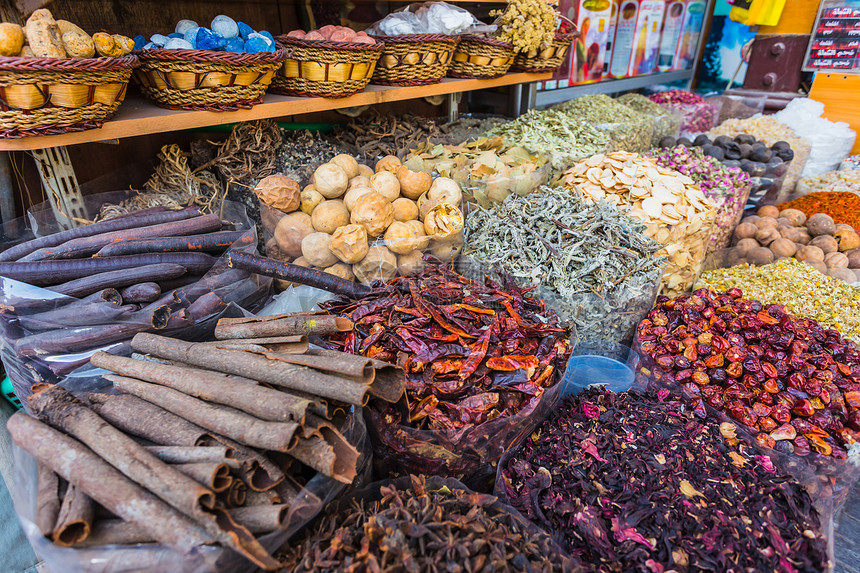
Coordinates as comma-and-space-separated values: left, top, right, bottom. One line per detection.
330, 224, 369, 264
396, 166, 431, 200
350, 192, 395, 237
312, 163, 349, 199
427, 177, 462, 206
392, 198, 419, 222
370, 171, 401, 203
423, 204, 463, 241
343, 186, 374, 212
353, 245, 397, 283
255, 174, 300, 213
275, 212, 314, 258
375, 155, 402, 174
311, 200, 350, 234
300, 187, 325, 216
301, 232, 338, 267
324, 262, 355, 282
329, 154, 359, 179
384, 221, 422, 255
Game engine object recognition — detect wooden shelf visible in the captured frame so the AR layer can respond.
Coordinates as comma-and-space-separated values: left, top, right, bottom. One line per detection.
0, 73, 550, 152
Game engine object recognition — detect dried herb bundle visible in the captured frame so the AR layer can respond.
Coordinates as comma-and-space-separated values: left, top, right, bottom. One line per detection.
320, 259, 571, 480
279, 475, 575, 572
553, 94, 653, 153
464, 186, 664, 344
501, 389, 830, 573
486, 109, 609, 172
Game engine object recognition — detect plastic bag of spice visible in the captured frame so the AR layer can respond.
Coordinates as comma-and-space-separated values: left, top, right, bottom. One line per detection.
632, 288, 860, 518
615, 93, 682, 147
9, 408, 370, 573
317, 258, 573, 489
493, 388, 834, 572
279, 474, 578, 571
0, 191, 271, 405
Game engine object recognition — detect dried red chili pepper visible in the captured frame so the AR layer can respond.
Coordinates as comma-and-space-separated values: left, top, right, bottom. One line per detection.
635, 287, 860, 459
321, 259, 572, 482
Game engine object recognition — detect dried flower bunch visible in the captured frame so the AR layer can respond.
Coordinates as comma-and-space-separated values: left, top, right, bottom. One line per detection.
491, 0, 558, 53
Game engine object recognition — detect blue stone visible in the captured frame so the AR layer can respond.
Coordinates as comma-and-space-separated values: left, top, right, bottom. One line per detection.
164, 38, 193, 50
175, 19, 198, 35
224, 37, 245, 52
195, 27, 226, 51
244, 36, 269, 53
149, 34, 169, 47
133, 34, 146, 49
168, 32, 184, 39
211, 15, 239, 39
237, 21, 254, 40
258, 30, 275, 45
142, 42, 157, 50
183, 26, 200, 46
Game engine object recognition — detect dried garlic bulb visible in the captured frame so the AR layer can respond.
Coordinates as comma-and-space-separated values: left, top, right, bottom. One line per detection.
424, 204, 464, 240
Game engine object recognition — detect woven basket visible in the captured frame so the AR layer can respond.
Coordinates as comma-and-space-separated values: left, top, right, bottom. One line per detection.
510, 32, 578, 73
133, 48, 287, 111
369, 34, 459, 86
0, 54, 137, 138
270, 36, 383, 98
448, 35, 515, 79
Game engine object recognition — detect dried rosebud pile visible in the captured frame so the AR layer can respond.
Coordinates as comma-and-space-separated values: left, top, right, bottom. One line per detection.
500, 389, 830, 573
649, 89, 720, 134
280, 475, 575, 572
645, 145, 751, 251
636, 288, 860, 459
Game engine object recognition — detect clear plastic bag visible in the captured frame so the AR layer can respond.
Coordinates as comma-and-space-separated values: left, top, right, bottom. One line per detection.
775, 98, 857, 177
707, 94, 766, 123
366, 1, 494, 36
9, 409, 370, 573
0, 192, 271, 405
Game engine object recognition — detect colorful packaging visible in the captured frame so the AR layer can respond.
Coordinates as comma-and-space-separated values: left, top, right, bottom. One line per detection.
603, 0, 620, 76
629, 0, 666, 76
608, 0, 639, 78
572, 0, 613, 83
657, 0, 686, 71
674, 0, 705, 70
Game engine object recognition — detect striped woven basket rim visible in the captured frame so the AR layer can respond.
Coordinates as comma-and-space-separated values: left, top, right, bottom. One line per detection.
276, 35, 385, 52
456, 35, 514, 49
0, 54, 138, 73
134, 47, 287, 65
369, 33, 459, 45
554, 32, 579, 41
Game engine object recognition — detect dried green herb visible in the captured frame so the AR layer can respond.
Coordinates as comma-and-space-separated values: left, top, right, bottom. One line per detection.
280, 475, 576, 572
486, 109, 609, 172
616, 93, 683, 146
553, 94, 653, 153
464, 186, 665, 345
501, 389, 830, 573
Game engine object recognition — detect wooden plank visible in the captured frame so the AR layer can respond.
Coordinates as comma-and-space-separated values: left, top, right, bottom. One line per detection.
809, 73, 860, 155
0, 73, 550, 152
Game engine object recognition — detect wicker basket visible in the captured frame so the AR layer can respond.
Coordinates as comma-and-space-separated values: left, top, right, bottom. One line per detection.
510, 33, 578, 73
370, 34, 459, 86
448, 35, 515, 79
270, 36, 383, 98
133, 48, 287, 111
0, 54, 137, 138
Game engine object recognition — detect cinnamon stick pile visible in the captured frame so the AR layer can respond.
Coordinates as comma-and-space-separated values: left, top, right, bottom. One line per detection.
6, 312, 405, 569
